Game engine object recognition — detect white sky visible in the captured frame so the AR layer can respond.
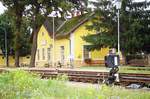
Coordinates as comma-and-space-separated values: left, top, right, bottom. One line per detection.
0, 2, 6, 14
0, 0, 149, 14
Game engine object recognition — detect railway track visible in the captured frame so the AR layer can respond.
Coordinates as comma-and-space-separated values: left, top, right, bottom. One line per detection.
25, 68, 150, 86
0, 68, 150, 86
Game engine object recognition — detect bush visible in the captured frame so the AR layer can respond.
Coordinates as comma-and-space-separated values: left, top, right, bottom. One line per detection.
0, 70, 41, 98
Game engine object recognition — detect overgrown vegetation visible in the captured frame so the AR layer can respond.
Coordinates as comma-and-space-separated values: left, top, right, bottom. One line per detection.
0, 70, 149, 99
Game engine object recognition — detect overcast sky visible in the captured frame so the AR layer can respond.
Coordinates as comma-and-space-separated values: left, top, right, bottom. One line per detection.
0, 2, 6, 14
0, 0, 149, 14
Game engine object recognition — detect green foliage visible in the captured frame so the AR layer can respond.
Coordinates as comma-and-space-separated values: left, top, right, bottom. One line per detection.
0, 70, 39, 98
0, 12, 14, 54
18, 17, 31, 56
83, 0, 150, 54
0, 12, 31, 56
0, 0, 31, 66
0, 70, 149, 99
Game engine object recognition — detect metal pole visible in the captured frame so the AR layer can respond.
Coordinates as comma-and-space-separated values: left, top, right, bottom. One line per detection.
0, 27, 8, 67
52, 17, 55, 67
117, 9, 120, 55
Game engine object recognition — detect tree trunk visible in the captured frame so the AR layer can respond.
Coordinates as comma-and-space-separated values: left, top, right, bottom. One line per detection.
6, 55, 9, 67
121, 51, 127, 65
15, 50, 19, 67
14, 31, 20, 67
148, 54, 150, 66
30, 29, 38, 67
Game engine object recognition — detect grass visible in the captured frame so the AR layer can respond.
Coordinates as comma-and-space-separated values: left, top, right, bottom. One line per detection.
0, 70, 149, 99
79, 66, 150, 74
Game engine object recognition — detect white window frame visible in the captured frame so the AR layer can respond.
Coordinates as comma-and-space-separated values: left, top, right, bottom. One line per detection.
60, 46, 65, 64
82, 45, 91, 61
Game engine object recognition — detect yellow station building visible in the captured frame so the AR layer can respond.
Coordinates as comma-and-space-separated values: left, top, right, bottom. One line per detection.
35, 14, 114, 68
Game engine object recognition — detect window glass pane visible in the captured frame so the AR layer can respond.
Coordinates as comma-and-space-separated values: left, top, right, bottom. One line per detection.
83, 45, 90, 59
42, 48, 45, 60
47, 48, 51, 61
60, 46, 64, 64
42, 32, 44, 36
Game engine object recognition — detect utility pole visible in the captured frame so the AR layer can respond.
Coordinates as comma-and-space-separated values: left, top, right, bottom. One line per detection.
0, 26, 8, 67
52, 17, 55, 67
116, 0, 122, 55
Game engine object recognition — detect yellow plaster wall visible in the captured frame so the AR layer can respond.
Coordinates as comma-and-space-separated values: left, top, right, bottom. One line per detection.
19, 56, 30, 65
37, 25, 53, 48
0, 56, 15, 67
35, 22, 110, 67
74, 22, 109, 61
36, 25, 70, 67
74, 22, 92, 60
35, 25, 53, 67
8, 56, 15, 67
55, 38, 70, 66
0, 55, 30, 67
0, 55, 6, 67
91, 48, 109, 60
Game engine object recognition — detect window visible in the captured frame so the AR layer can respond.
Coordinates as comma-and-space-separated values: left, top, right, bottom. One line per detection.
42, 32, 44, 36
47, 48, 51, 61
60, 46, 65, 64
83, 45, 91, 59
26, 56, 30, 59
37, 49, 40, 60
42, 48, 45, 60
41, 40, 47, 46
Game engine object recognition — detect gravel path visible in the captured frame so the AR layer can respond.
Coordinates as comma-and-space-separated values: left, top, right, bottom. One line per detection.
66, 81, 101, 89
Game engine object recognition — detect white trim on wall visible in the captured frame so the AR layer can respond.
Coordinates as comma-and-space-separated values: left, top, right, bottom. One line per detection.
70, 33, 75, 59
89, 52, 91, 59
82, 45, 84, 61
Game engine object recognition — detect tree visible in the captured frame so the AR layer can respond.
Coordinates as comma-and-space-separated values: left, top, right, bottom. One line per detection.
83, 0, 150, 56
0, 12, 14, 51
0, 0, 29, 67
29, 0, 89, 67
1, 0, 89, 67
18, 17, 31, 56
0, 12, 14, 66
0, 11, 31, 66
28, 0, 65, 67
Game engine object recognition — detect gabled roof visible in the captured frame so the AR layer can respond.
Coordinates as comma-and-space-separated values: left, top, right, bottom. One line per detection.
43, 18, 64, 37
0, 49, 3, 55
42, 13, 94, 39
56, 13, 93, 38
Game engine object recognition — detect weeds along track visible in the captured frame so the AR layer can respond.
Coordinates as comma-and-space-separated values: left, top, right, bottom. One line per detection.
119, 73, 150, 85
25, 68, 150, 86
0, 68, 150, 86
